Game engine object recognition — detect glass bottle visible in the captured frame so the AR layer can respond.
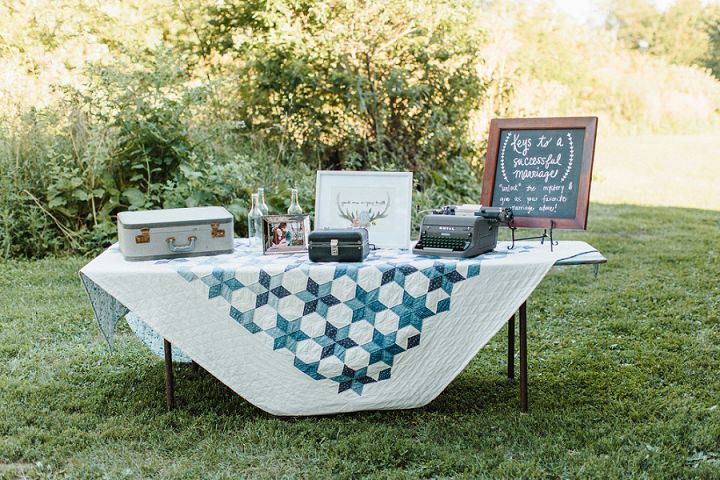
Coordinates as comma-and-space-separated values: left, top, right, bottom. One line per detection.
257, 187, 269, 216
247, 193, 263, 248
287, 188, 303, 214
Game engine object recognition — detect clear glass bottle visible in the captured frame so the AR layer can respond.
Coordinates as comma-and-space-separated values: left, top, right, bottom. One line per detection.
247, 193, 263, 248
257, 187, 269, 216
287, 188, 303, 214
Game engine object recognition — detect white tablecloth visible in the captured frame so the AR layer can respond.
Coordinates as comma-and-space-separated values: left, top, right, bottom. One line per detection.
80, 239, 598, 415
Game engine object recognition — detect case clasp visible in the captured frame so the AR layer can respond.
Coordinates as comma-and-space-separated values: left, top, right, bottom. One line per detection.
330, 239, 339, 256
135, 228, 151, 244
211, 223, 225, 238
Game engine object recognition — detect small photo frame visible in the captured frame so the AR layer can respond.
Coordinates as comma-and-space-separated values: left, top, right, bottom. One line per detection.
262, 214, 311, 254
314, 171, 413, 249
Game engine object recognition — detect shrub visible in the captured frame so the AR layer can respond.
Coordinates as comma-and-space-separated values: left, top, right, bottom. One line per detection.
197, 0, 488, 182
0, 1, 491, 258
3, 0, 720, 258
0, 48, 325, 256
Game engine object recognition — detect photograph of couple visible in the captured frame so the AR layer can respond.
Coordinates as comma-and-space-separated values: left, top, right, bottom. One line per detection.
263, 215, 310, 254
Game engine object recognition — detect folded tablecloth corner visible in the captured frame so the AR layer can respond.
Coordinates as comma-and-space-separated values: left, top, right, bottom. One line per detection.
79, 271, 128, 353
80, 271, 190, 361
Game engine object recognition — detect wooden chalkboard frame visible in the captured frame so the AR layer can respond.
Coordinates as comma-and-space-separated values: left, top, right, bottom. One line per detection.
480, 116, 598, 230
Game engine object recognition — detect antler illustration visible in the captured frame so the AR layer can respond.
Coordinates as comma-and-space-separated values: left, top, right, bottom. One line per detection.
364, 194, 391, 225
335, 193, 391, 227
336, 194, 357, 223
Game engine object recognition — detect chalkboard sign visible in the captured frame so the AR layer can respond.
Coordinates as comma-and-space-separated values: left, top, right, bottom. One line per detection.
480, 117, 598, 229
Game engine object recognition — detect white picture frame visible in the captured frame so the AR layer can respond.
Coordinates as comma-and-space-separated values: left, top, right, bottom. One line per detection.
314, 171, 413, 249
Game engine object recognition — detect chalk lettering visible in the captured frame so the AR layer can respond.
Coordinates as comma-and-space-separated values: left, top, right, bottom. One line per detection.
542, 195, 568, 203
509, 205, 536, 213
536, 135, 551, 148
513, 169, 559, 183
512, 153, 562, 169
542, 185, 565, 194
511, 134, 531, 156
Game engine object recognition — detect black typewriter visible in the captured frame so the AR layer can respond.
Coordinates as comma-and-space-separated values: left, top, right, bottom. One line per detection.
412, 206, 513, 258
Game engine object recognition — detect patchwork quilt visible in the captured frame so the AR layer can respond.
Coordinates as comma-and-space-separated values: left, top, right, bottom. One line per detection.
80, 239, 594, 415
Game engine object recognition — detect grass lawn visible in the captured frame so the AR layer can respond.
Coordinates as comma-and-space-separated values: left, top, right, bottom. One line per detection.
592, 132, 720, 211
1, 202, 718, 478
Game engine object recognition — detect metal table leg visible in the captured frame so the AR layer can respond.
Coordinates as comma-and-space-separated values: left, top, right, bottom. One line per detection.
519, 301, 528, 412
164, 339, 175, 410
507, 313, 515, 381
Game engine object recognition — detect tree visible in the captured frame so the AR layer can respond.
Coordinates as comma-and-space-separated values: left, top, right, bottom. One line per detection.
606, 0, 710, 68
653, 0, 709, 66
605, 0, 662, 51
194, 0, 488, 181
703, 5, 720, 78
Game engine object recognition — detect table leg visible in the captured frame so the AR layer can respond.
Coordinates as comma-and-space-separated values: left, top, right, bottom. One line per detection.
519, 301, 528, 412
507, 314, 515, 381
164, 339, 175, 410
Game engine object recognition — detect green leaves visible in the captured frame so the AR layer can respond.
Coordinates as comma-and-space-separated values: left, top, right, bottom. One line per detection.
0, 0, 489, 258
121, 188, 145, 210
202, 0, 487, 179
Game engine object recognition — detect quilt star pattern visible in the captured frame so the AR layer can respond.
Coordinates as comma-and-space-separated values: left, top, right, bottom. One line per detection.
79, 239, 597, 415
161, 246, 491, 395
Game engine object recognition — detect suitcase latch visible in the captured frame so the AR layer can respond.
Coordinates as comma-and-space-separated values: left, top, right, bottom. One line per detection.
135, 228, 150, 244
211, 223, 225, 238
330, 239, 339, 256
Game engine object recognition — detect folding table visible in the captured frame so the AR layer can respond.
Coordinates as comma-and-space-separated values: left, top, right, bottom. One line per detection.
80, 240, 605, 415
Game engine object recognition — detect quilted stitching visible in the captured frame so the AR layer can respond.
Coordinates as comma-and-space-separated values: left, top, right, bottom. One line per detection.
170, 243, 484, 395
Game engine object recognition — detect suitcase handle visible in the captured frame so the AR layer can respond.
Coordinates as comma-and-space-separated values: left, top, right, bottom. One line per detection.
166, 236, 197, 253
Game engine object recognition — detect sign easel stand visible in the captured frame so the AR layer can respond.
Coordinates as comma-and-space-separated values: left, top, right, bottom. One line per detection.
508, 220, 559, 252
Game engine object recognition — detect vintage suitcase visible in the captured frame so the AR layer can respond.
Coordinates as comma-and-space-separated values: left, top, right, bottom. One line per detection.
308, 228, 369, 263
117, 206, 234, 261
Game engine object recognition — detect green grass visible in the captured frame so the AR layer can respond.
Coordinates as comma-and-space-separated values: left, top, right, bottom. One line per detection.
1, 203, 719, 479
592, 132, 720, 211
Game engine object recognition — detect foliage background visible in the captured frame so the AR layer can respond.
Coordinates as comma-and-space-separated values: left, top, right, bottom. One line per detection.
1, 0, 720, 258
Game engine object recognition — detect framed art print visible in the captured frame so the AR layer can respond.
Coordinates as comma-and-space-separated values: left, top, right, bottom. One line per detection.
314, 171, 413, 249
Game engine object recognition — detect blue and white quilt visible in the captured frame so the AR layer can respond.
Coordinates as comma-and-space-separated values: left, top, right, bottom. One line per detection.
80, 239, 594, 415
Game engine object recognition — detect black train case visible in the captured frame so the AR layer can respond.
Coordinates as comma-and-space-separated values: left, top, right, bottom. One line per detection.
308, 228, 369, 263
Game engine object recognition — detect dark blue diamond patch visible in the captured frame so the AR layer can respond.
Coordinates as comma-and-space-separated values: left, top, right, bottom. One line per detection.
173, 249, 482, 395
